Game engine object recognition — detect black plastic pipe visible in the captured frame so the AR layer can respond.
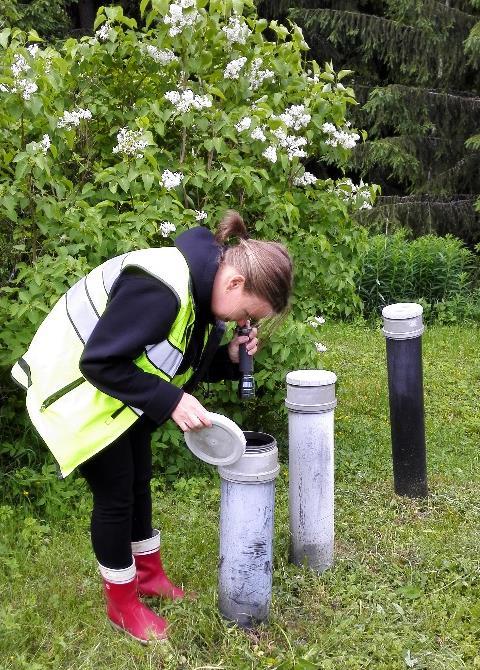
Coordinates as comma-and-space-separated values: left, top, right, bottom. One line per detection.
382, 304, 428, 498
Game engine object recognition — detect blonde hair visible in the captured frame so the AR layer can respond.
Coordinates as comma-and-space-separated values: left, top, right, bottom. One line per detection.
215, 210, 293, 314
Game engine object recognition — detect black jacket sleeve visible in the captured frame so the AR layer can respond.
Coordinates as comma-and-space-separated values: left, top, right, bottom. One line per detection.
79, 271, 184, 425
205, 344, 240, 382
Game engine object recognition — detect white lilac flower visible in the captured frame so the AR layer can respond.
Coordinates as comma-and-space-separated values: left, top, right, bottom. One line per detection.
293, 171, 317, 187
160, 169, 184, 189
309, 315, 325, 328
278, 104, 311, 131
42, 54, 53, 74
272, 128, 307, 160
164, 0, 200, 37
95, 21, 113, 41
27, 44, 40, 58
322, 122, 336, 135
306, 71, 320, 84
235, 116, 252, 132
14, 79, 38, 100
322, 122, 360, 150
112, 127, 148, 159
145, 45, 178, 65
224, 56, 247, 80
262, 145, 277, 163
195, 210, 207, 221
57, 108, 92, 129
4, 53, 40, 101
31, 134, 51, 155
11, 55, 30, 77
164, 88, 212, 114
251, 126, 266, 142
328, 130, 359, 150
249, 58, 274, 91
222, 12, 251, 46
328, 178, 373, 209
159, 221, 177, 237
315, 342, 327, 353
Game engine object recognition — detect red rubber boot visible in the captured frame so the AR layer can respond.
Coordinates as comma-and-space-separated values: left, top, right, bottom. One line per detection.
132, 530, 185, 600
100, 562, 168, 643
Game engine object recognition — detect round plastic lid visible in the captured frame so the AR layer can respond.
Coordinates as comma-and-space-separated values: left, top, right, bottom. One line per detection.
184, 412, 246, 466
286, 370, 337, 387
382, 303, 423, 320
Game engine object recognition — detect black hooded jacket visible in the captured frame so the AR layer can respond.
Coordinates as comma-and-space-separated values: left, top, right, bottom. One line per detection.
79, 227, 239, 426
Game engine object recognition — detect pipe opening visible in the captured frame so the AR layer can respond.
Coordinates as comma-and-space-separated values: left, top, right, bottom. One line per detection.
244, 431, 276, 454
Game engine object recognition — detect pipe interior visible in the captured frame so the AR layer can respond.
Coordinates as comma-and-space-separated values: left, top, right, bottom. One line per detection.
243, 431, 276, 454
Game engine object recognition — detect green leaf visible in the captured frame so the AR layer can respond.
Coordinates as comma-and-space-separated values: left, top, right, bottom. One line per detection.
208, 86, 226, 101
27, 30, 42, 43
151, 0, 170, 14
232, 0, 244, 14
142, 173, 154, 192
93, 13, 107, 31
0, 28, 11, 48
140, 0, 150, 16
212, 137, 224, 152
145, 9, 156, 29
255, 18, 267, 33
337, 69, 353, 80
2, 196, 17, 222
105, 6, 122, 21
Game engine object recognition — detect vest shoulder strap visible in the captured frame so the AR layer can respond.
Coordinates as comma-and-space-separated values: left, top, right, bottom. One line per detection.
121, 248, 190, 306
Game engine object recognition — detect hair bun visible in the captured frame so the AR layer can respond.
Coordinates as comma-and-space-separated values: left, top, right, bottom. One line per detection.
215, 210, 249, 244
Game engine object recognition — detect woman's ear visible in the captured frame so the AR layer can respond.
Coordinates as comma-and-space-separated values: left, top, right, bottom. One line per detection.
226, 274, 245, 292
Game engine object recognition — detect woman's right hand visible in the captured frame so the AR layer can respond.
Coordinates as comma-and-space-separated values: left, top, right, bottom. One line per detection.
171, 393, 212, 432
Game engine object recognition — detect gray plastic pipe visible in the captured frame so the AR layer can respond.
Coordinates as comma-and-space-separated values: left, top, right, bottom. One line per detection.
218, 432, 280, 628
382, 303, 428, 498
286, 370, 337, 572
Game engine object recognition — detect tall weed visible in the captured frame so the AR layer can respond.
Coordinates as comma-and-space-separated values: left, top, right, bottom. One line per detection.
357, 231, 479, 319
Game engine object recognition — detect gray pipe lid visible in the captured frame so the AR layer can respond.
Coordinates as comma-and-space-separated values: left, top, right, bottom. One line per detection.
218, 432, 280, 483
285, 370, 337, 413
184, 412, 246, 465
382, 303, 425, 340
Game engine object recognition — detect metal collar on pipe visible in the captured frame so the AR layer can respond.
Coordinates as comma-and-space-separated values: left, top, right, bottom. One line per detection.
382, 303, 425, 340
218, 432, 279, 483
285, 370, 337, 414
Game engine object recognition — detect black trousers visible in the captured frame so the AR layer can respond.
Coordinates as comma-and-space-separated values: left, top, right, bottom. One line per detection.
79, 417, 156, 569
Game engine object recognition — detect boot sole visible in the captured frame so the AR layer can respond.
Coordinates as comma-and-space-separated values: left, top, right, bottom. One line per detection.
109, 620, 168, 644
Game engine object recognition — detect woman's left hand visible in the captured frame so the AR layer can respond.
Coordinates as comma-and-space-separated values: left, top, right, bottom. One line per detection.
228, 324, 259, 364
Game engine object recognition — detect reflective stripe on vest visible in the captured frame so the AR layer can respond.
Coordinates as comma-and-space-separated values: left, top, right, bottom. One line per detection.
145, 341, 183, 379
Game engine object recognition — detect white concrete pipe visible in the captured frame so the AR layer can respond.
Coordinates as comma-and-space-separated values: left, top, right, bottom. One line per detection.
218, 432, 280, 628
286, 370, 337, 572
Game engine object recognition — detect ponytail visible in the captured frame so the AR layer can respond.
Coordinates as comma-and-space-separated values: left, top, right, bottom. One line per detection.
215, 210, 249, 245
215, 210, 293, 314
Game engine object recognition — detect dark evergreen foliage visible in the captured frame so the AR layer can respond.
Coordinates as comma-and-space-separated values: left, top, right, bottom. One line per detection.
257, 0, 480, 243
0, 1, 142, 37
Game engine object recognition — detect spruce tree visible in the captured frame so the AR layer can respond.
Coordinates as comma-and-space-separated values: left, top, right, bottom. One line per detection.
258, 0, 480, 244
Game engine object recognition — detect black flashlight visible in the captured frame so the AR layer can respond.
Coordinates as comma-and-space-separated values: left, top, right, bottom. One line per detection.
237, 325, 255, 400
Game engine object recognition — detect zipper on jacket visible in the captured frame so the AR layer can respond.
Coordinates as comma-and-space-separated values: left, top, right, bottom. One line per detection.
40, 378, 85, 412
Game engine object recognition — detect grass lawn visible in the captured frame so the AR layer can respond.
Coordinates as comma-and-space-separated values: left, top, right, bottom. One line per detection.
1, 322, 480, 670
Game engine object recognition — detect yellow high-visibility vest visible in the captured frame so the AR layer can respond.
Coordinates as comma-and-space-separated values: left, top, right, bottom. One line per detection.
11, 248, 210, 477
